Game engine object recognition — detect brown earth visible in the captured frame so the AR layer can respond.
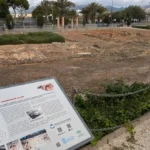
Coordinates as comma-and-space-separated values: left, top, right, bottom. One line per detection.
0, 28, 150, 96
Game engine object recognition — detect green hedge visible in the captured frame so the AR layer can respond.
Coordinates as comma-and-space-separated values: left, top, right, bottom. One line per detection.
75, 80, 150, 143
132, 25, 150, 29
0, 32, 65, 45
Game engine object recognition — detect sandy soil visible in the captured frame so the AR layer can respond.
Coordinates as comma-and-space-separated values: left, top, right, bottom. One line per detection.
0, 28, 150, 96
1, 28, 150, 150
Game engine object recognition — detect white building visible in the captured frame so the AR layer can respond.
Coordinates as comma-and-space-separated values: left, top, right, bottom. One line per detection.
76, 9, 82, 16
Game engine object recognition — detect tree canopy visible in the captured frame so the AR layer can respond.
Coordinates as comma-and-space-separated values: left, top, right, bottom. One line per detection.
111, 5, 146, 23
81, 2, 106, 23
0, 0, 10, 18
54, 0, 75, 17
32, 0, 77, 25
6, 0, 29, 17
124, 6, 146, 20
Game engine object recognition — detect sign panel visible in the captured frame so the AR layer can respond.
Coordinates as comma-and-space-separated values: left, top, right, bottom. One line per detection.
0, 78, 93, 150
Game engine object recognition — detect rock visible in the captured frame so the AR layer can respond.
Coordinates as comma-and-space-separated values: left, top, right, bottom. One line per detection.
70, 44, 77, 49
71, 52, 92, 58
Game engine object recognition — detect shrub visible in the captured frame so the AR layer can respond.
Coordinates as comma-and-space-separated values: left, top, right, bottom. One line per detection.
37, 14, 44, 28
75, 80, 150, 143
132, 25, 150, 29
0, 32, 65, 45
5, 14, 14, 29
103, 15, 111, 26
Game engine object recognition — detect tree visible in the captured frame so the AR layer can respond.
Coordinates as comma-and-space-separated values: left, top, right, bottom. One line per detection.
80, 7, 90, 23
87, 2, 106, 23
36, 0, 51, 22
103, 14, 111, 26
65, 9, 77, 25
32, 1, 60, 25
124, 6, 146, 20
5, 14, 14, 29
54, 0, 75, 17
32, 5, 43, 18
67, 9, 77, 17
0, 0, 10, 18
112, 11, 123, 23
6, 0, 29, 18
81, 2, 106, 23
37, 14, 44, 28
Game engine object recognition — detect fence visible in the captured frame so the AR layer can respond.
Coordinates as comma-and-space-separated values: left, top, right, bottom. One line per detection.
71, 85, 150, 132
0, 19, 149, 30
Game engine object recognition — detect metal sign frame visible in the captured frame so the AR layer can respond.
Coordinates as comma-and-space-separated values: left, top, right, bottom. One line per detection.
0, 77, 94, 150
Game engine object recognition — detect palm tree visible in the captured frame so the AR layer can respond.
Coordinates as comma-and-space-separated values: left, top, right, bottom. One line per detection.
37, 0, 51, 21
80, 7, 90, 23
54, 0, 75, 17
81, 2, 106, 23
67, 9, 77, 18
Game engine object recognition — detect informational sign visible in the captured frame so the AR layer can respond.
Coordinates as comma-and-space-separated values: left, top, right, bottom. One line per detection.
0, 78, 93, 150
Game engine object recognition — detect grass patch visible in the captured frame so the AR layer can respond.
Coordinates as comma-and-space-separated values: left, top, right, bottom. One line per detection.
75, 80, 150, 143
0, 32, 65, 45
132, 25, 150, 30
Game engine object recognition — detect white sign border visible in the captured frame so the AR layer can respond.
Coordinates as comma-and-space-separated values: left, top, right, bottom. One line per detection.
0, 77, 94, 150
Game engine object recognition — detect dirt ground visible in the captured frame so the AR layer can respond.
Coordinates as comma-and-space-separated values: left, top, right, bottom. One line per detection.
0, 28, 150, 96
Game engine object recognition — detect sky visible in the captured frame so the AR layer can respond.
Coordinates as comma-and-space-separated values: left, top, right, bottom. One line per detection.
29, 0, 150, 7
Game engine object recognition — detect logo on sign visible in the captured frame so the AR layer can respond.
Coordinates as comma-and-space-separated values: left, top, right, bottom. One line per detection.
76, 130, 84, 138
37, 83, 54, 91
50, 124, 55, 129
61, 136, 75, 144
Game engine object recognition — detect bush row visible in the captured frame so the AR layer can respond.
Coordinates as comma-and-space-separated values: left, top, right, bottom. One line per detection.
0, 32, 65, 45
132, 25, 150, 29
75, 80, 150, 144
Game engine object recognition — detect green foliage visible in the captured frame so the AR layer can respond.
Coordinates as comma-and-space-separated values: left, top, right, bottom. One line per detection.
54, 0, 75, 17
32, 0, 76, 25
32, 5, 43, 18
67, 9, 77, 17
32, 0, 51, 21
0, 32, 65, 45
110, 5, 146, 25
5, 14, 14, 29
112, 11, 123, 23
81, 2, 106, 23
75, 80, 150, 143
37, 14, 44, 28
124, 6, 146, 20
0, 0, 10, 18
103, 14, 111, 26
6, 0, 29, 10
132, 25, 150, 29
125, 121, 136, 138
6, 0, 29, 16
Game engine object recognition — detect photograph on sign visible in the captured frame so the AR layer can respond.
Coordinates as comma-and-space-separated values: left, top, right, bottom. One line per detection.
20, 129, 51, 150
6, 140, 20, 150
26, 108, 44, 120
0, 78, 93, 150
0, 145, 6, 150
